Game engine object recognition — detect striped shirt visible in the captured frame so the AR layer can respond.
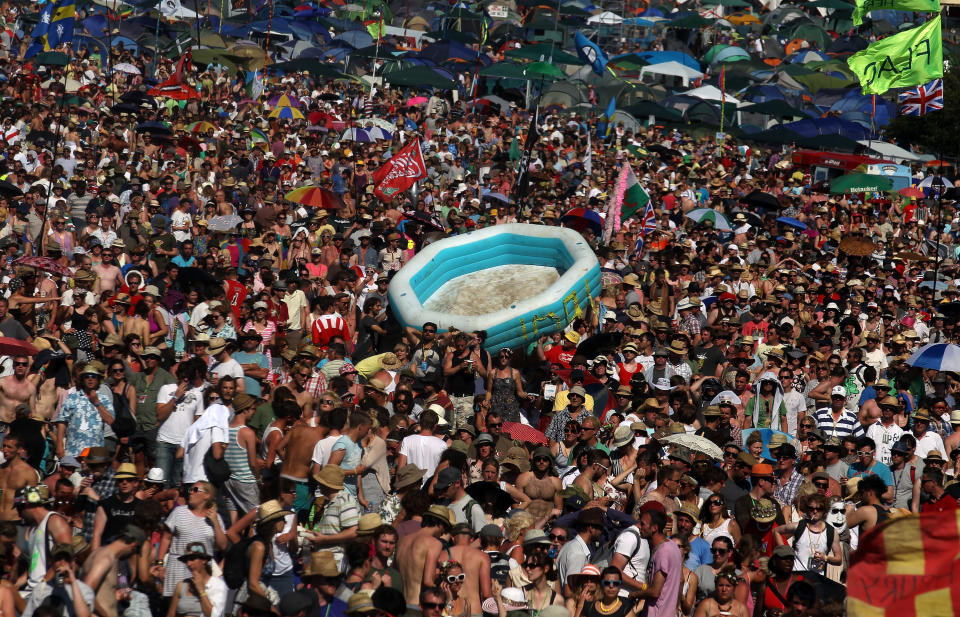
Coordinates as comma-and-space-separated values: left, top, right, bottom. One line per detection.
225, 426, 256, 482
315, 490, 360, 566
813, 407, 865, 440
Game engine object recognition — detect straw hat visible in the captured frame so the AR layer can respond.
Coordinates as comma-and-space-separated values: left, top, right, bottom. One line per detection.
113, 463, 138, 480
256, 499, 287, 526
356, 513, 382, 535
379, 352, 401, 371
303, 550, 340, 578
313, 465, 345, 491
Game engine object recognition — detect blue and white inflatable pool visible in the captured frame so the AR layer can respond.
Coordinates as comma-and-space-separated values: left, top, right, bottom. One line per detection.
388, 223, 601, 351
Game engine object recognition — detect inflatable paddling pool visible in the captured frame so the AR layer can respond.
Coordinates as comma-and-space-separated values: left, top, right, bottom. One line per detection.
388, 223, 601, 350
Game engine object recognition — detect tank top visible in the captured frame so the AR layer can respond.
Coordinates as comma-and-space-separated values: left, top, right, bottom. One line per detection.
262, 425, 283, 466
701, 518, 735, 546
792, 523, 828, 573
225, 426, 256, 482
26, 511, 65, 594
176, 579, 203, 616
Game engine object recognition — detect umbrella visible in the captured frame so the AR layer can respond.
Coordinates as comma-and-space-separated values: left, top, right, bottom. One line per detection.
741, 428, 801, 460
206, 214, 243, 232
365, 127, 393, 141
899, 187, 924, 199
13, 256, 73, 278
403, 210, 445, 231
0, 181, 22, 198
560, 208, 603, 236
659, 433, 723, 460
709, 391, 743, 406
837, 237, 876, 256
830, 173, 893, 194
113, 62, 141, 74
134, 121, 173, 136
524, 61, 565, 81
269, 106, 305, 120
686, 208, 732, 231
0, 337, 39, 357
269, 94, 302, 108
501, 421, 547, 445
776, 216, 807, 230
174, 267, 220, 288
341, 127, 373, 142
741, 190, 782, 210
284, 187, 345, 210
482, 192, 512, 204
406, 96, 428, 106
465, 481, 514, 515
906, 343, 960, 372
188, 121, 218, 133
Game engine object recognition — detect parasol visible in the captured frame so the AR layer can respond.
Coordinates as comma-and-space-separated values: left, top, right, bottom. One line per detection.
284, 187, 345, 210
838, 237, 876, 256
0, 337, 39, 357
465, 481, 514, 515
658, 433, 723, 460
501, 421, 547, 445
403, 210, 445, 231
207, 214, 243, 232
560, 208, 603, 236
906, 343, 960, 372
13, 256, 73, 278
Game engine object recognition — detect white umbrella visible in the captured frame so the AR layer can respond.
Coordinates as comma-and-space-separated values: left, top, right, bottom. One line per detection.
659, 433, 723, 460
114, 63, 141, 75
710, 390, 742, 406
587, 10, 623, 24
907, 343, 960, 372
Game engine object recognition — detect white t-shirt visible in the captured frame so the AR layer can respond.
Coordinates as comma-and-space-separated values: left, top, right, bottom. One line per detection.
181, 423, 228, 484
614, 527, 650, 589
157, 384, 206, 445
171, 210, 192, 242
398, 434, 447, 481
311, 434, 342, 467
211, 358, 244, 382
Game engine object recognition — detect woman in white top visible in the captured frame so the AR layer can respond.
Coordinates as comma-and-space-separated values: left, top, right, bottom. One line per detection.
772, 493, 842, 574
699, 493, 741, 547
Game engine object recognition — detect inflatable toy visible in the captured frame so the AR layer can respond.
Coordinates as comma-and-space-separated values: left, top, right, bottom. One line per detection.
388, 223, 601, 350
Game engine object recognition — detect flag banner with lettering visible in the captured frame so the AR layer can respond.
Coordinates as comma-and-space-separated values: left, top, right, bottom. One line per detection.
852, 0, 939, 26
147, 51, 200, 100
371, 139, 427, 202
24, 0, 75, 59
847, 16, 943, 95
848, 509, 960, 617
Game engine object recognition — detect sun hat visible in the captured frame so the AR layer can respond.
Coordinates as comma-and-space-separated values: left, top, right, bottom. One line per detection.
302, 550, 340, 577
356, 513, 383, 535
256, 500, 288, 526
612, 425, 634, 448
113, 463, 138, 480
313, 465, 345, 490
177, 541, 213, 562
394, 464, 425, 490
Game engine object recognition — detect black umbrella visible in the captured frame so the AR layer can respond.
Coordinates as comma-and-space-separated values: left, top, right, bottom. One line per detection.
733, 210, 763, 227
403, 210, 445, 231
576, 331, 624, 359
741, 190, 782, 210
110, 103, 141, 115
120, 91, 157, 106
936, 302, 960, 317
135, 121, 173, 136
26, 130, 55, 145
647, 144, 682, 158
465, 481, 513, 516
0, 181, 22, 198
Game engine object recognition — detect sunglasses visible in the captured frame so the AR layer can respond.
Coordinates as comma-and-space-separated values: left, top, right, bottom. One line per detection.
13, 361, 28, 367
523, 562, 543, 570
549, 534, 567, 542
190, 486, 207, 494
422, 603, 444, 610
723, 451, 738, 458
709, 499, 724, 506
487, 423, 501, 428
857, 451, 874, 456
814, 481, 829, 488
711, 548, 729, 555
601, 580, 622, 588
446, 574, 465, 583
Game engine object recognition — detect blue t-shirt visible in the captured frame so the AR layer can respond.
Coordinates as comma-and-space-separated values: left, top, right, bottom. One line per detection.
331, 435, 363, 495
232, 351, 269, 398
171, 255, 197, 267
859, 386, 878, 406
847, 459, 894, 487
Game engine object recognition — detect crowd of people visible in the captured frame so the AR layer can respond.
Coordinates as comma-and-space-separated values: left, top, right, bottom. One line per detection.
0, 5, 954, 617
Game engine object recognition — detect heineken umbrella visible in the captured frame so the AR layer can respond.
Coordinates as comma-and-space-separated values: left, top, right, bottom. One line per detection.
830, 173, 893, 194
524, 61, 565, 80
34, 51, 70, 66
686, 208, 733, 231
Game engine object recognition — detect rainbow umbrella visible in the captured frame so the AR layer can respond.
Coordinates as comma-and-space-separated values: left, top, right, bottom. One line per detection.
269, 106, 305, 120
269, 94, 301, 108
188, 121, 218, 133
250, 128, 269, 148
284, 186, 345, 210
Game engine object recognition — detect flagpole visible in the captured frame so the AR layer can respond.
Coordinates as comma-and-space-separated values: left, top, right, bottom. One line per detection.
368, 10, 382, 105
41, 69, 69, 255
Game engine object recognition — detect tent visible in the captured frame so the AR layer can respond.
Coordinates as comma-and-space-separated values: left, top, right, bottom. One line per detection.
682, 84, 741, 105
639, 61, 704, 86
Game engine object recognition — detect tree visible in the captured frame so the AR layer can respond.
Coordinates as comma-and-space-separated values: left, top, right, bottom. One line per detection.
885, 65, 960, 157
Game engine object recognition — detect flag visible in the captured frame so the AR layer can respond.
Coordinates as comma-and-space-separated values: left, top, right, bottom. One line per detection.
848, 508, 960, 617
371, 139, 427, 201
620, 164, 651, 220
584, 132, 592, 175
601, 96, 616, 138
899, 78, 944, 116
634, 201, 656, 256
574, 31, 608, 76
364, 17, 384, 39
245, 69, 264, 100
512, 109, 539, 203
852, 0, 939, 26
847, 16, 943, 95
24, 0, 75, 59
147, 51, 201, 100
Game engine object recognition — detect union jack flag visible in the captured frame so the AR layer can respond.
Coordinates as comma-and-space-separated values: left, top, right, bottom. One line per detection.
899, 79, 944, 116
633, 201, 656, 256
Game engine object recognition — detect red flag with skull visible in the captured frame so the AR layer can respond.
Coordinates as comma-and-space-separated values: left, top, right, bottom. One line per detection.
371, 139, 428, 202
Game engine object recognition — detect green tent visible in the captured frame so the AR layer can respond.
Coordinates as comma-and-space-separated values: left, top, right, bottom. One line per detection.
524, 61, 565, 80
504, 44, 579, 64
830, 173, 893, 194
384, 66, 457, 90
792, 72, 854, 92
667, 14, 715, 28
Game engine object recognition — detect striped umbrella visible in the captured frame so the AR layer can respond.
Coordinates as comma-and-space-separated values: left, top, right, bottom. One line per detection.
268, 106, 305, 120
341, 127, 373, 142
365, 126, 394, 140
188, 121, 218, 133
906, 343, 960, 372
284, 187, 345, 210
250, 128, 269, 148
269, 94, 301, 108
686, 208, 732, 231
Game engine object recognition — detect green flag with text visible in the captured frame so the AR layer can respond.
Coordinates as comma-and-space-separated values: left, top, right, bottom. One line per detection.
852, 0, 939, 26
847, 16, 942, 95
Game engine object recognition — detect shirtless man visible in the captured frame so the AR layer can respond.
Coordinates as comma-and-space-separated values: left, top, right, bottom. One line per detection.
276, 409, 325, 514
0, 356, 36, 424
93, 249, 123, 295
0, 435, 40, 520
396, 505, 452, 614
29, 361, 63, 422
446, 525, 492, 617
275, 361, 316, 418
83, 525, 145, 617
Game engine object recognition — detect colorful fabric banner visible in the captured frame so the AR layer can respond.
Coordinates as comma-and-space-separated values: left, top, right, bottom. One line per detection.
847, 16, 943, 95
24, 0, 75, 58
371, 139, 427, 201
852, 0, 939, 26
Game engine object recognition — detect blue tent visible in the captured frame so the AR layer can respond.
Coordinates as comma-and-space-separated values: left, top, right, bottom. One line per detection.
812, 87, 852, 109
781, 117, 874, 140
333, 30, 373, 48
418, 40, 490, 66
829, 94, 895, 128
635, 50, 700, 69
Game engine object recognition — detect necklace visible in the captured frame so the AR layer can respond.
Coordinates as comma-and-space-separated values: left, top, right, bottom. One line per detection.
597, 599, 621, 615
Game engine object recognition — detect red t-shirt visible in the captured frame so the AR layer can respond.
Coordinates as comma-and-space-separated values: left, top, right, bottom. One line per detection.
225, 280, 247, 320
922, 494, 959, 514
544, 345, 575, 369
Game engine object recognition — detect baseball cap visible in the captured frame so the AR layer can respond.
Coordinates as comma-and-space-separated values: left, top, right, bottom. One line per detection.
831, 385, 847, 397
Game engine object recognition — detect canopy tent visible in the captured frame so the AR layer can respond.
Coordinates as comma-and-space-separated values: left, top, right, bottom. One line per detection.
682, 84, 741, 105
639, 61, 704, 87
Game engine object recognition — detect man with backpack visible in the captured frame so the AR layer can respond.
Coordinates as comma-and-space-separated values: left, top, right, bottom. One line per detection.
434, 467, 485, 533
610, 516, 650, 595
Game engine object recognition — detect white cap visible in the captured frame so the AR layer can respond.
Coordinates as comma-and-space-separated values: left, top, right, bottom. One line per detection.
727, 243, 739, 252
831, 385, 847, 397
145, 467, 165, 483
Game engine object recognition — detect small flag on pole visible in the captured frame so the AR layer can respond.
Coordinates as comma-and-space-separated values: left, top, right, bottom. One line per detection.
899, 78, 944, 116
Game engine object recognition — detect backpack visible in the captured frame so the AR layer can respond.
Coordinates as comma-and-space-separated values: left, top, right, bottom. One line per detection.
592, 527, 644, 569
111, 384, 137, 439
222, 538, 254, 589
203, 445, 231, 484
